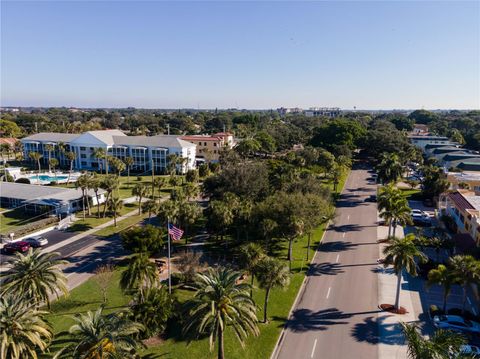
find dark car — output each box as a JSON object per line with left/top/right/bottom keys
{"left": 3, "top": 241, "right": 30, "bottom": 254}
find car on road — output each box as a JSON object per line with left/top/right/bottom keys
{"left": 24, "top": 236, "right": 49, "bottom": 248}
{"left": 411, "top": 210, "right": 432, "bottom": 226}
{"left": 2, "top": 241, "right": 31, "bottom": 254}
{"left": 433, "top": 315, "right": 480, "bottom": 334}
{"left": 458, "top": 345, "right": 480, "bottom": 358}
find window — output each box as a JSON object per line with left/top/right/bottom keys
{"left": 204, "top": 142, "right": 207, "bottom": 146}
{"left": 81, "top": 161, "right": 87, "bottom": 166}
{"left": 80, "top": 147, "right": 86, "bottom": 150}
{"left": 214, "top": 143, "right": 217, "bottom": 147}
{"left": 80, "top": 154, "right": 87, "bottom": 158}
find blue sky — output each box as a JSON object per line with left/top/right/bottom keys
{"left": 1, "top": 1, "right": 479, "bottom": 109}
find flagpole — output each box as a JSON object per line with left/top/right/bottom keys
{"left": 167, "top": 220, "right": 172, "bottom": 294}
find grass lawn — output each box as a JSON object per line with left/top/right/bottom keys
{"left": 46, "top": 170, "right": 350, "bottom": 358}
{"left": 67, "top": 203, "right": 138, "bottom": 232}
{"left": 0, "top": 208, "right": 44, "bottom": 234}
{"left": 400, "top": 188, "right": 422, "bottom": 200}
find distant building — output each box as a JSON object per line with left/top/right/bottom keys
{"left": 304, "top": 107, "right": 341, "bottom": 118}
{"left": 276, "top": 107, "right": 303, "bottom": 116}
{"left": 412, "top": 124, "right": 429, "bottom": 136}
{"left": 180, "top": 132, "right": 235, "bottom": 163}
{"left": 408, "top": 135, "right": 451, "bottom": 151}
{"left": 447, "top": 172, "right": 480, "bottom": 194}
{"left": 21, "top": 130, "right": 196, "bottom": 174}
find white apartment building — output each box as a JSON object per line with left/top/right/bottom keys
{"left": 21, "top": 130, "right": 196, "bottom": 174}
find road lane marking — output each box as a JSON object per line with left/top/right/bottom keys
{"left": 311, "top": 339, "right": 317, "bottom": 358}
{"left": 336, "top": 254, "right": 340, "bottom": 263}
{"left": 342, "top": 232, "right": 345, "bottom": 238}
{"left": 347, "top": 215, "right": 350, "bottom": 221}
{"left": 326, "top": 287, "right": 331, "bottom": 299}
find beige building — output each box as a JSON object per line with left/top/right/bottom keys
{"left": 180, "top": 132, "right": 235, "bottom": 162}
{"left": 447, "top": 172, "right": 480, "bottom": 194}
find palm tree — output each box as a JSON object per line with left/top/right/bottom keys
{"left": 44, "top": 143, "right": 54, "bottom": 172}
{"left": 76, "top": 173, "right": 91, "bottom": 219}
{"left": 378, "top": 183, "right": 401, "bottom": 238}
{"left": 125, "top": 156, "right": 134, "bottom": 187}
{"left": 449, "top": 255, "right": 480, "bottom": 314}
{"left": 238, "top": 243, "right": 265, "bottom": 297}
{"left": 153, "top": 176, "right": 165, "bottom": 199}
{"left": 120, "top": 254, "right": 158, "bottom": 294}
{"left": 108, "top": 196, "right": 123, "bottom": 227}
{"left": 100, "top": 175, "right": 119, "bottom": 218}
{"left": 1, "top": 248, "right": 68, "bottom": 308}
{"left": 65, "top": 151, "right": 76, "bottom": 185}
{"left": 49, "top": 157, "right": 59, "bottom": 181}
{"left": 178, "top": 201, "right": 202, "bottom": 245}
{"left": 0, "top": 293, "right": 52, "bottom": 359}
{"left": 157, "top": 199, "right": 179, "bottom": 226}
{"left": 209, "top": 200, "right": 234, "bottom": 250}
{"left": 391, "top": 198, "right": 412, "bottom": 238}
{"left": 142, "top": 199, "right": 158, "bottom": 222}
{"left": 427, "top": 264, "right": 456, "bottom": 312}
{"left": 92, "top": 147, "right": 106, "bottom": 174}
{"left": 376, "top": 152, "right": 403, "bottom": 184}
{"left": 256, "top": 256, "right": 290, "bottom": 323}
{"left": 111, "top": 157, "right": 126, "bottom": 177}
{"left": 29, "top": 151, "right": 43, "bottom": 184}
{"left": 132, "top": 183, "right": 150, "bottom": 215}
{"left": 183, "top": 182, "right": 200, "bottom": 201}
{"left": 401, "top": 322, "right": 466, "bottom": 359}
{"left": 90, "top": 174, "right": 102, "bottom": 218}
{"left": 383, "top": 234, "right": 427, "bottom": 310}
{"left": 183, "top": 268, "right": 259, "bottom": 359}
{"left": 57, "top": 307, "right": 144, "bottom": 359}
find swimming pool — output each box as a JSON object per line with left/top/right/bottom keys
{"left": 29, "top": 175, "right": 69, "bottom": 182}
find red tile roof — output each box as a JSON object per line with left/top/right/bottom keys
{"left": 448, "top": 191, "right": 475, "bottom": 212}
{"left": 0, "top": 138, "right": 17, "bottom": 146}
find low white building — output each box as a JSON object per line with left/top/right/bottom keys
{"left": 408, "top": 135, "right": 451, "bottom": 151}
{"left": 21, "top": 130, "right": 196, "bottom": 174}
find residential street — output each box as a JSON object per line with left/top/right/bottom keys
{"left": 273, "top": 164, "right": 380, "bottom": 359}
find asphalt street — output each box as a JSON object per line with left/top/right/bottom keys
{"left": 274, "top": 163, "right": 380, "bottom": 359}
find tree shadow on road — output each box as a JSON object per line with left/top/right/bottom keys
{"left": 351, "top": 315, "right": 404, "bottom": 345}
{"left": 319, "top": 241, "right": 358, "bottom": 252}
{"left": 286, "top": 308, "right": 351, "bottom": 332}
{"left": 308, "top": 262, "right": 344, "bottom": 276}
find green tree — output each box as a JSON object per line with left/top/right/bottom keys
{"left": 186, "top": 169, "right": 199, "bottom": 183}
{"left": 421, "top": 166, "right": 449, "bottom": 200}
{"left": 391, "top": 198, "right": 412, "bottom": 238}
{"left": 124, "top": 156, "right": 134, "bottom": 187}
{"left": 142, "top": 199, "right": 159, "bottom": 222}
{"left": 44, "top": 144, "right": 54, "bottom": 172}
{"left": 49, "top": 157, "right": 59, "bottom": 181}
{"left": 92, "top": 147, "right": 107, "bottom": 174}
{"left": 65, "top": 151, "right": 76, "bottom": 185}
{"left": 238, "top": 243, "right": 265, "bottom": 297}
{"left": 235, "top": 137, "right": 261, "bottom": 158}
{"left": 376, "top": 152, "right": 403, "bottom": 184}
{"left": 130, "top": 284, "right": 172, "bottom": 339}
{"left": 378, "top": 183, "right": 402, "bottom": 238}
{"left": 178, "top": 201, "right": 202, "bottom": 245}
{"left": 107, "top": 196, "right": 123, "bottom": 226}
{"left": 0, "top": 119, "right": 22, "bottom": 137}
{"left": 120, "top": 254, "right": 158, "bottom": 294}
{"left": 75, "top": 173, "right": 91, "bottom": 219}
{"left": 89, "top": 174, "right": 102, "bottom": 218}
{"left": 449, "top": 255, "right": 480, "bottom": 314}
{"left": 121, "top": 225, "right": 164, "bottom": 254}
{"left": 182, "top": 268, "right": 259, "bottom": 359}
{"left": 383, "top": 234, "right": 427, "bottom": 310}
{"left": 0, "top": 294, "right": 52, "bottom": 359}
{"left": 57, "top": 307, "right": 144, "bottom": 358}
{"left": 401, "top": 322, "right": 465, "bottom": 359}
{"left": 1, "top": 248, "right": 68, "bottom": 308}
{"left": 208, "top": 199, "right": 235, "bottom": 249}
{"left": 256, "top": 256, "right": 290, "bottom": 323}
{"left": 100, "top": 175, "right": 119, "bottom": 218}
{"left": 427, "top": 264, "right": 456, "bottom": 312}
{"left": 28, "top": 151, "right": 43, "bottom": 183}
{"left": 132, "top": 183, "right": 150, "bottom": 215}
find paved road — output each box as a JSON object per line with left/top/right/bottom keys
{"left": 274, "top": 164, "right": 380, "bottom": 359}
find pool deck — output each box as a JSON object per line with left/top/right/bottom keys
{"left": 22, "top": 172, "right": 81, "bottom": 185}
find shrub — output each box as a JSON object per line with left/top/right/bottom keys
{"left": 185, "top": 169, "right": 199, "bottom": 183}
{"left": 50, "top": 181, "right": 58, "bottom": 186}
{"left": 15, "top": 177, "right": 30, "bottom": 184}
{"left": 2, "top": 216, "right": 58, "bottom": 238}
{"left": 170, "top": 272, "right": 185, "bottom": 286}
{"left": 121, "top": 225, "right": 165, "bottom": 254}
{"left": 1, "top": 173, "right": 14, "bottom": 182}
{"left": 136, "top": 176, "right": 142, "bottom": 181}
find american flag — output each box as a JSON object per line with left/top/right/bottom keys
{"left": 168, "top": 223, "right": 184, "bottom": 241}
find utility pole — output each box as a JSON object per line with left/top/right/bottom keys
{"left": 166, "top": 124, "right": 170, "bottom": 135}
{"left": 151, "top": 159, "right": 155, "bottom": 200}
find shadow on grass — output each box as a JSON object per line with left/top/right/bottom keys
{"left": 67, "top": 222, "right": 93, "bottom": 232}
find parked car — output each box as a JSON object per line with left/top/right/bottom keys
{"left": 458, "top": 345, "right": 480, "bottom": 358}
{"left": 411, "top": 212, "right": 432, "bottom": 226}
{"left": 24, "top": 236, "right": 48, "bottom": 248}
{"left": 433, "top": 315, "right": 480, "bottom": 334}
{"left": 2, "top": 241, "right": 30, "bottom": 254}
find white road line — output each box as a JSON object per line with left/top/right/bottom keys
{"left": 468, "top": 297, "right": 472, "bottom": 306}
{"left": 347, "top": 215, "right": 350, "bottom": 221}
{"left": 342, "top": 232, "right": 345, "bottom": 238}
{"left": 336, "top": 254, "right": 340, "bottom": 263}
{"left": 326, "top": 287, "right": 331, "bottom": 299}
{"left": 311, "top": 339, "right": 317, "bottom": 358}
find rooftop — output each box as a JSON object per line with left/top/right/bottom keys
{"left": 22, "top": 132, "right": 80, "bottom": 142}
{"left": 408, "top": 135, "right": 449, "bottom": 140}
{"left": 113, "top": 135, "right": 195, "bottom": 148}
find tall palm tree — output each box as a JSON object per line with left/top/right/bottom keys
{"left": 183, "top": 268, "right": 259, "bottom": 359}
{"left": 427, "top": 264, "right": 456, "bottom": 312}
{"left": 0, "top": 293, "right": 52, "bottom": 359}
{"left": 56, "top": 307, "right": 144, "bottom": 359}
{"left": 49, "top": 157, "right": 59, "bottom": 182}
{"left": 29, "top": 151, "right": 43, "bottom": 184}
{"left": 124, "top": 156, "right": 134, "bottom": 187}
{"left": 76, "top": 173, "right": 91, "bottom": 219}
{"left": 108, "top": 196, "right": 123, "bottom": 227}
{"left": 178, "top": 201, "right": 202, "bottom": 245}
{"left": 383, "top": 234, "right": 427, "bottom": 310}
{"left": 120, "top": 254, "right": 158, "bottom": 294}
{"left": 256, "top": 256, "right": 290, "bottom": 323}
{"left": 391, "top": 198, "right": 412, "bottom": 238}
{"left": 376, "top": 152, "right": 403, "bottom": 184}
{"left": 378, "top": 183, "right": 401, "bottom": 238}
{"left": 238, "top": 243, "right": 265, "bottom": 297}
{"left": 153, "top": 176, "right": 165, "bottom": 199}
{"left": 157, "top": 199, "right": 179, "bottom": 226}
{"left": 65, "top": 151, "right": 76, "bottom": 185}
{"left": 100, "top": 175, "right": 119, "bottom": 218}
{"left": 0, "top": 248, "right": 68, "bottom": 308}
{"left": 89, "top": 174, "right": 102, "bottom": 218}
{"left": 142, "top": 199, "right": 158, "bottom": 222}
{"left": 44, "top": 143, "right": 54, "bottom": 172}
{"left": 449, "top": 255, "right": 480, "bottom": 314}
{"left": 401, "top": 322, "right": 466, "bottom": 359}
{"left": 92, "top": 147, "right": 106, "bottom": 174}
{"left": 132, "top": 183, "right": 150, "bottom": 215}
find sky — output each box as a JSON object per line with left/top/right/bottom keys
{"left": 1, "top": 1, "right": 479, "bottom": 110}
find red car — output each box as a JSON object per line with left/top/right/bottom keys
{"left": 3, "top": 241, "right": 30, "bottom": 254}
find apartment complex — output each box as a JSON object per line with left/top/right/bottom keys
{"left": 180, "top": 132, "right": 235, "bottom": 162}
{"left": 439, "top": 189, "right": 480, "bottom": 245}
{"left": 21, "top": 130, "right": 196, "bottom": 174}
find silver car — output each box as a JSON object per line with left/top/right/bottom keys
{"left": 433, "top": 315, "right": 480, "bottom": 334}
{"left": 24, "top": 236, "right": 48, "bottom": 248}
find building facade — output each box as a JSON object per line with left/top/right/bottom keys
{"left": 21, "top": 130, "right": 196, "bottom": 174}
{"left": 408, "top": 135, "right": 451, "bottom": 151}
{"left": 180, "top": 132, "right": 235, "bottom": 162}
